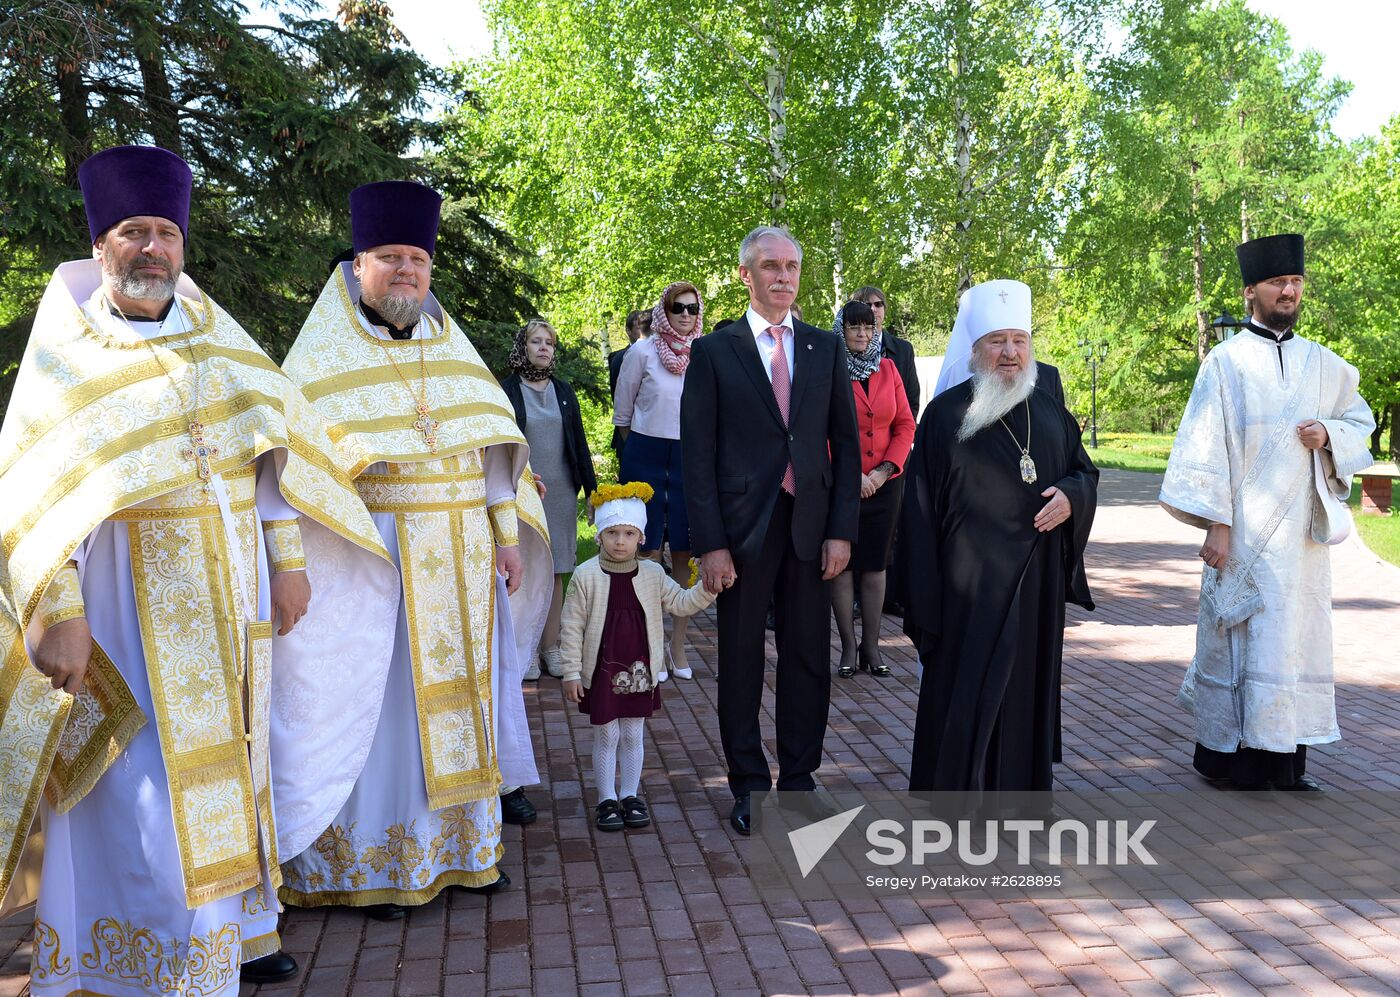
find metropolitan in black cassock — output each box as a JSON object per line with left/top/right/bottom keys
{"left": 903, "top": 279, "right": 1097, "bottom": 793}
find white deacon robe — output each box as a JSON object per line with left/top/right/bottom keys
{"left": 29, "top": 296, "right": 290, "bottom": 997}
{"left": 1160, "top": 329, "right": 1374, "bottom": 754}
{"left": 278, "top": 312, "right": 523, "bottom": 906}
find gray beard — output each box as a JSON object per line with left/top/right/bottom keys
{"left": 364, "top": 288, "right": 423, "bottom": 330}
{"left": 958, "top": 362, "right": 1038, "bottom": 442}
{"left": 104, "top": 256, "right": 179, "bottom": 302}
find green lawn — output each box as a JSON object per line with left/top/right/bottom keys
{"left": 1075, "top": 431, "right": 1400, "bottom": 568}
{"left": 1084, "top": 432, "right": 1174, "bottom": 473}
{"left": 1348, "top": 481, "right": 1400, "bottom": 568}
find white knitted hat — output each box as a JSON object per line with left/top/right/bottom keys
{"left": 595, "top": 496, "right": 648, "bottom": 535}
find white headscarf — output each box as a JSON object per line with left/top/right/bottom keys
{"left": 932, "top": 279, "right": 1033, "bottom": 397}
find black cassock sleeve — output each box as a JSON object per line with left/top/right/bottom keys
{"left": 900, "top": 406, "right": 945, "bottom": 646}
{"left": 1053, "top": 406, "right": 1098, "bottom": 611}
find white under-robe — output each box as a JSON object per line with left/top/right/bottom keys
{"left": 30, "top": 299, "right": 294, "bottom": 997}
{"left": 1160, "top": 329, "right": 1375, "bottom": 754}
{"left": 279, "top": 311, "right": 520, "bottom": 905}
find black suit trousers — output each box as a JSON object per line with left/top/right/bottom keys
{"left": 715, "top": 492, "right": 832, "bottom": 796}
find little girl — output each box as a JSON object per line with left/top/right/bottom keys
{"left": 560, "top": 482, "right": 717, "bottom": 831}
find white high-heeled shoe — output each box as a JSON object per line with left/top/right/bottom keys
{"left": 669, "top": 644, "right": 693, "bottom": 679}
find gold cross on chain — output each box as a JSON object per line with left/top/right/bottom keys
{"left": 413, "top": 403, "right": 441, "bottom": 453}
{"left": 181, "top": 420, "right": 221, "bottom": 481}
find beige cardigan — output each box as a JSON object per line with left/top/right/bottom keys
{"left": 559, "top": 556, "right": 718, "bottom": 687}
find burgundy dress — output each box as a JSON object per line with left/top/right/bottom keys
{"left": 579, "top": 567, "right": 662, "bottom": 724}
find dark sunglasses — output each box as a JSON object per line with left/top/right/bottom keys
{"left": 668, "top": 302, "right": 701, "bottom": 316}
{"left": 869, "top": 300, "right": 886, "bottom": 308}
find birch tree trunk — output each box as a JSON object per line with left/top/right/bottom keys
{"left": 1191, "top": 158, "right": 1210, "bottom": 361}
{"left": 760, "top": 8, "right": 789, "bottom": 224}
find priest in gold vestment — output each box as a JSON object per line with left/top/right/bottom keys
{"left": 0, "top": 145, "right": 399, "bottom": 995}
{"left": 277, "top": 180, "right": 550, "bottom": 918}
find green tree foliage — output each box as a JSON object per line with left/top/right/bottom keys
{"left": 1052, "top": 0, "right": 1349, "bottom": 431}
{"left": 456, "top": 0, "right": 1098, "bottom": 355}
{"left": 0, "top": 0, "right": 543, "bottom": 407}
{"left": 1307, "top": 119, "right": 1400, "bottom": 458}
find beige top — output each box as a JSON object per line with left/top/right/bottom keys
{"left": 611, "top": 337, "right": 685, "bottom": 439}
{"left": 559, "top": 556, "right": 717, "bottom": 686}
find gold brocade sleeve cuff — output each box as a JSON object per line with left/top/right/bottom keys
{"left": 38, "top": 561, "right": 85, "bottom": 628}
{"left": 262, "top": 518, "right": 306, "bottom": 572}
{"left": 488, "top": 502, "right": 519, "bottom": 547}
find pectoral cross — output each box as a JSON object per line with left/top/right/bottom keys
{"left": 181, "top": 421, "right": 220, "bottom": 482}
{"left": 413, "top": 403, "right": 441, "bottom": 453}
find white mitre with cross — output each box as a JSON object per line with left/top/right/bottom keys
{"left": 933, "top": 278, "right": 1033, "bottom": 398}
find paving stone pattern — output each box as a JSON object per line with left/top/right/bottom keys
{"left": 3, "top": 468, "right": 1399, "bottom": 996}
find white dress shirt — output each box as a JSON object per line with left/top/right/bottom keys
{"left": 744, "top": 306, "right": 794, "bottom": 382}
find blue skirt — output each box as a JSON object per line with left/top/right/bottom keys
{"left": 619, "top": 430, "right": 690, "bottom": 553}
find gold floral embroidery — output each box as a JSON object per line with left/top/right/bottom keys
{"left": 429, "top": 805, "right": 483, "bottom": 867}
{"left": 77, "top": 917, "right": 240, "bottom": 995}
{"left": 32, "top": 918, "right": 70, "bottom": 981}
{"left": 361, "top": 821, "right": 429, "bottom": 889}
{"left": 312, "top": 821, "right": 358, "bottom": 881}
{"left": 284, "top": 803, "right": 502, "bottom": 903}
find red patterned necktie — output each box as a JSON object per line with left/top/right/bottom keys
{"left": 768, "top": 326, "right": 796, "bottom": 495}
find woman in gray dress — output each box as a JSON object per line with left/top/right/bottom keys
{"left": 502, "top": 319, "right": 598, "bottom": 678}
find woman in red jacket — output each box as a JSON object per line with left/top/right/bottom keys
{"left": 832, "top": 299, "right": 915, "bottom": 677}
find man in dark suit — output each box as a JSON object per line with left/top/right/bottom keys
{"left": 609, "top": 309, "right": 649, "bottom": 450}
{"left": 682, "top": 226, "right": 862, "bottom": 835}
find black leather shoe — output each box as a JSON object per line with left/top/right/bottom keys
{"left": 365, "top": 903, "right": 408, "bottom": 921}
{"left": 596, "top": 799, "right": 625, "bottom": 832}
{"left": 1280, "top": 775, "right": 1325, "bottom": 793}
{"left": 500, "top": 787, "right": 537, "bottom": 825}
{"left": 458, "top": 870, "right": 511, "bottom": 894}
{"left": 241, "top": 950, "right": 298, "bottom": 983}
{"left": 730, "top": 794, "right": 752, "bottom": 836}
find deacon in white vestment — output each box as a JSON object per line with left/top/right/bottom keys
{"left": 277, "top": 181, "right": 550, "bottom": 918}
{"left": 1161, "top": 233, "right": 1375, "bottom": 791}
{"left": 0, "top": 146, "right": 397, "bottom": 996}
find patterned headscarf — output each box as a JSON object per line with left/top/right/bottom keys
{"left": 838, "top": 300, "right": 882, "bottom": 381}
{"left": 509, "top": 319, "right": 556, "bottom": 382}
{"left": 650, "top": 282, "right": 704, "bottom": 376}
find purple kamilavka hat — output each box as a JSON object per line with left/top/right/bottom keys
{"left": 349, "top": 180, "right": 443, "bottom": 256}
{"left": 77, "top": 145, "right": 193, "bottom": 243}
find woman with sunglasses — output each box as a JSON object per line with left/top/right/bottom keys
{"left": 612, "top": 281, "right": 704, "bottom": 678}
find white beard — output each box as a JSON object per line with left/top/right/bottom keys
{"left": 958, "top": 361, "right": 1038, "bottom": 442}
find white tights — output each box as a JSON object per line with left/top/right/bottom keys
{"left": 593, "top": 717, "right": 646, "bottom": 801}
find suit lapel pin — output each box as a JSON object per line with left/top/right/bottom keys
{"left": 806, "top": 344, "right": 812, "bottom": 350}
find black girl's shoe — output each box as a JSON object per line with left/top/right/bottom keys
{"left": 620, "top": 796, "right": 650, "bottom": 828}
{"left": 596, "top": 799, "right": 624, "bottom": 832}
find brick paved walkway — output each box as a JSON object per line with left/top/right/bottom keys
{"left": 3, "top": 468, "right": 1399, "bottom": 996}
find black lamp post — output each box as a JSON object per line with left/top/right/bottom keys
{"left": 1211, "top": 312, "right": 1243, "bottom": 345}
{"left": 1078, "top": 337, "right": 1109, "bottom": 448}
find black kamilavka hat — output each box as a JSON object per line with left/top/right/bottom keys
{"left": 1236, "top": 233, "right": 1304, "bottom": 286}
